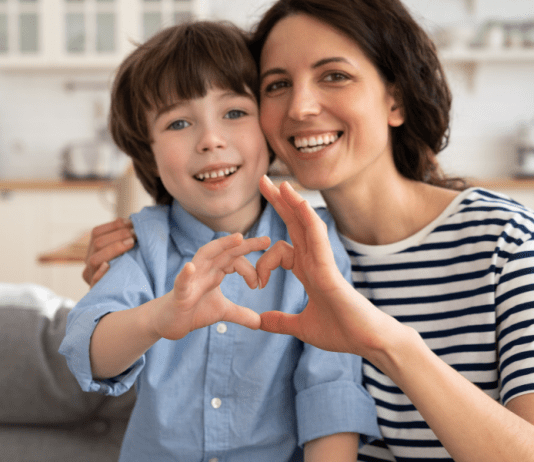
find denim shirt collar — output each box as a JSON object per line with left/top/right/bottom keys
{"left": 169, "top": 200, "right": 281, "bottom": 257}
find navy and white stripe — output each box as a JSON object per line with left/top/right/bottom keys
{"left": 341, "top": 188, "right": 534, "bottom": 461}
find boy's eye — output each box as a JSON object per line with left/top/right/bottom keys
{"left": 225, "top": 109, "right": 247, "bottom": 119}
{"left": 168, "top": 119, "right": 190, "bottom": 130}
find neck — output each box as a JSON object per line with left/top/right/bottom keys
{"left": 192, "top": 196, "right": 264, "bottom": 236}
{"left": 321, "top": 173, "right": 459, "bottom": 246}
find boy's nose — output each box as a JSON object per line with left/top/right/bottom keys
{"left": 287, "top": 83, "right": 321, "bottom": 121}
{"left": 196, "top": 127, "right": 227, "bottom": 153}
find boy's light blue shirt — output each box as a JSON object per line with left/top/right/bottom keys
{"left": 60, "top": 201, "right": 380, "bottom": 462}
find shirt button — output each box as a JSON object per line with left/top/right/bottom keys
{"left": 216, "top": 322, "right": 227, "bottom": 334}
{"left": 209, "top": 458, "right": 219, "bottom": 462}
{"left": 211, "top": 397, "right": 222, "bottom": 409}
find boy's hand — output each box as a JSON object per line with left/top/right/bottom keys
{"left": 256, "top": 175, "right": 390, "bottom": 356}
{"left": 150, "top": 233, "right": 271, "bottom": 340}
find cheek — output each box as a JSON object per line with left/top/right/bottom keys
{"left": 259, "top": 103, "right": 279, "bottom": 143}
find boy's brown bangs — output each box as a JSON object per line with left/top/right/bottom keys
{"left": 147, "top": 26, "right": 258, "bottom": 110}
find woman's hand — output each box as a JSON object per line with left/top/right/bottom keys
{"left": 257, "top": 175, "right": 397, "bottom": 357}
{"left": 149, "top": 233, "right": 271, "bottom": 341}
{"left": 83, "top": 218, "right": 136, "bottom": 287}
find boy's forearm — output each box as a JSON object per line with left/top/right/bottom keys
{"left": 89, "top": 299, "right": 162, "bottom": 379}
{"left": 304, "top": 432, "right": 359, "bottom": 461}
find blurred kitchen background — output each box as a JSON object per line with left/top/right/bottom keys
{"left": 0, "top": 0, "right": 533, "bottom": 301}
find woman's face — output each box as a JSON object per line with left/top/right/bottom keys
{"left": 259, "top": 13, "right": 404, "bottom": 192}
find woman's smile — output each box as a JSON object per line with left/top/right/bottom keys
{"left": 291, "top": 132, "right": 341, "bottom": 153}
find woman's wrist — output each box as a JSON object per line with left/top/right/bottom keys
{"left": 365, "top": 318, "right": 425, "bottom": 382}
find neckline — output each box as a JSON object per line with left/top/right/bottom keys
{"left": 340, "top": 187, "right": 476, "bottom": 256}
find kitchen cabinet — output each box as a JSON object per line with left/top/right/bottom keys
{"left": 0, "top": 180, "right": 117, "bottom": 301}
{"left": 433, "top": 0, "right": 534, "bottom": 90}
{"left": 0, "top": 0, "right": 206, "bottom": 70}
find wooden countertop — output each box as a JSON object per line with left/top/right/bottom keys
{"left": 0, "top": 178, "right": 116, "bottom": 192}
{"left": 34, "top": 176, "right": 534, "bottom": 264}
{"left": 38, "top": 232, "right": 91, "bottom": 264}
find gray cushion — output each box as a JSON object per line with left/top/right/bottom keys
{"left": 0, "top": 284, "right": 135, "bottom": 462}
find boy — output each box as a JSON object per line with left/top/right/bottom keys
{"left": 59, "top": 22, "right": 379, "bottom": 461}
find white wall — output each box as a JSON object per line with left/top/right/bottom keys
{"left": 0, "top": 70, "right": 114, "bottom": 178}
{"left": 0, "top": 0, "right": 532, "bottom": 181}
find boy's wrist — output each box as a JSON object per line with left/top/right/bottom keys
{"left": 138, "top": 297, "right": 167, "bottom": 344}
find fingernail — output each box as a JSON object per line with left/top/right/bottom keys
{"left": 123, "top": 237, "right": 135, "bottom": 246}
{"left": 258, "top": 278, "right": 263, "bottom": 290}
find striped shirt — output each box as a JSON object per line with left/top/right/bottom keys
{"left": 341, "top": 188, "right": 534, "bottom": 462}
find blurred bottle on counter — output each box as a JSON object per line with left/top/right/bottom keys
{"left": 61, "top": 99, "right": 128, "bottom": 180}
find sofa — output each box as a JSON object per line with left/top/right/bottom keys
{"left": 0, "top": 283, "right": 135, "bottom": 462}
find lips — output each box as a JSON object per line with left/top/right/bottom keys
{"left": 290, "top": 132, "right": 341, "bottom": 153}
{"left": 194, "top": 165, "right": 239, "bottom": 181}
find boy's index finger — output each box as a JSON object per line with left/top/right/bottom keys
{"left": 226, "top": 236, "right": 271, "bottom": 259}
{"left": 198, "top": 234, "right": 270, "bottom": 262}
{"left": 197, "top": 233, "right": 244, "bottom": 260}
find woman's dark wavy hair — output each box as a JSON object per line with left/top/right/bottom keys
{"left": 109, "top": 21, "right": 260, "bottom": 204}
{"left": 249, "top": 0, "right": 465, "bottom": 190}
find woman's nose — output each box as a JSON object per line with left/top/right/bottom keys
{"left": 287, "top": 83, "right": 321, "bottom": 121}
{"left": 196, "top": 126, "right": 227, "bottom": 153}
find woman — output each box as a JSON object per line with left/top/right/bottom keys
{"left": 85, "top": 1, "right": 534, "bottom": 460}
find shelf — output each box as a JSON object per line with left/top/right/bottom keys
{"left": 0, "top": 57, "right": 121, "bottom": 73}
{"left": 439, "top": 48, "right": 534, "bottom": 64}
{"left": 273, "top": 176, "right": 534, "bottom": 192}
{"left": 468, "top": 177, "right": 534, "bottom": 190}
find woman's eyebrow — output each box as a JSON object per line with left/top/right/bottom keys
{"left": 312, "top": 57, "right": 350, "bottom": 68}
{"left": 260, "top": 67, "right": 286, "bottom": 83}
{"left": 260, "top": 56, "right": 352, "bottom": 82}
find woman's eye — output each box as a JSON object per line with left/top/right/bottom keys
{"left": 225, "top": 109, "right": 247, "bottom": 120}
{"left": 167, "top": 119, "right": 190, "bottom": 130}
{"left": 263, "top": 80, "right": 289, "bottom": 94}
{"left": 324, "top": 72, "right": 349, "bottom": 82}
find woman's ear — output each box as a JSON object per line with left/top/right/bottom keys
{"left": 387, "top": 85, "right": 405, "bottom": 127}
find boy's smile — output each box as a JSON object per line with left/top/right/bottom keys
{"left": 148, "top": 87, "right": 270, "bottom": 234}
{"left": 194, "top": 164, "right": 239, "bottom": 182}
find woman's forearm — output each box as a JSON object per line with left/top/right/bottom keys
{"left": 374, "top": 326, "right": 534, "bottom": 462}
{"left": 89, "top": 299, "right": 162, "bottom": 379}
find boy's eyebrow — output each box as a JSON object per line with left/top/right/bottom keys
{"left": 219, "top": 90, "right": 255, "bottom": 102}
{"left": 260, "top": 57, "right": 350, "bottom": 83}
{"left": 154, "top": 101, "right": 186, "bottom": 121}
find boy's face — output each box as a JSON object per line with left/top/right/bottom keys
{"left": 148, "top": 87, "right": 270, "bottom": 234}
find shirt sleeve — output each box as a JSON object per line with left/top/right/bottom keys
{"left": 293, "top": 208, "right": 381, "bottom": 445}
{"left": 58, "top": 249, "right": 154, "bottom": 396}
{"left": 496, "top": 239, "right": 534, "bottom": 405}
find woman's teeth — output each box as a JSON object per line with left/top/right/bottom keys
{"left": 293, "top": 133, "right": 339, "bottom": 153}
{"left": 195, "top": 166, "right": 238, "bottom": 181}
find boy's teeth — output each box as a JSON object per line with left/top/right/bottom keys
{"left": 196, "top": 166, "right": 237, "bottom": 181}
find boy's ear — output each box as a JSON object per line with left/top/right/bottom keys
{"left": 387, "top": 84, "right": 404, "bottom": 128}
